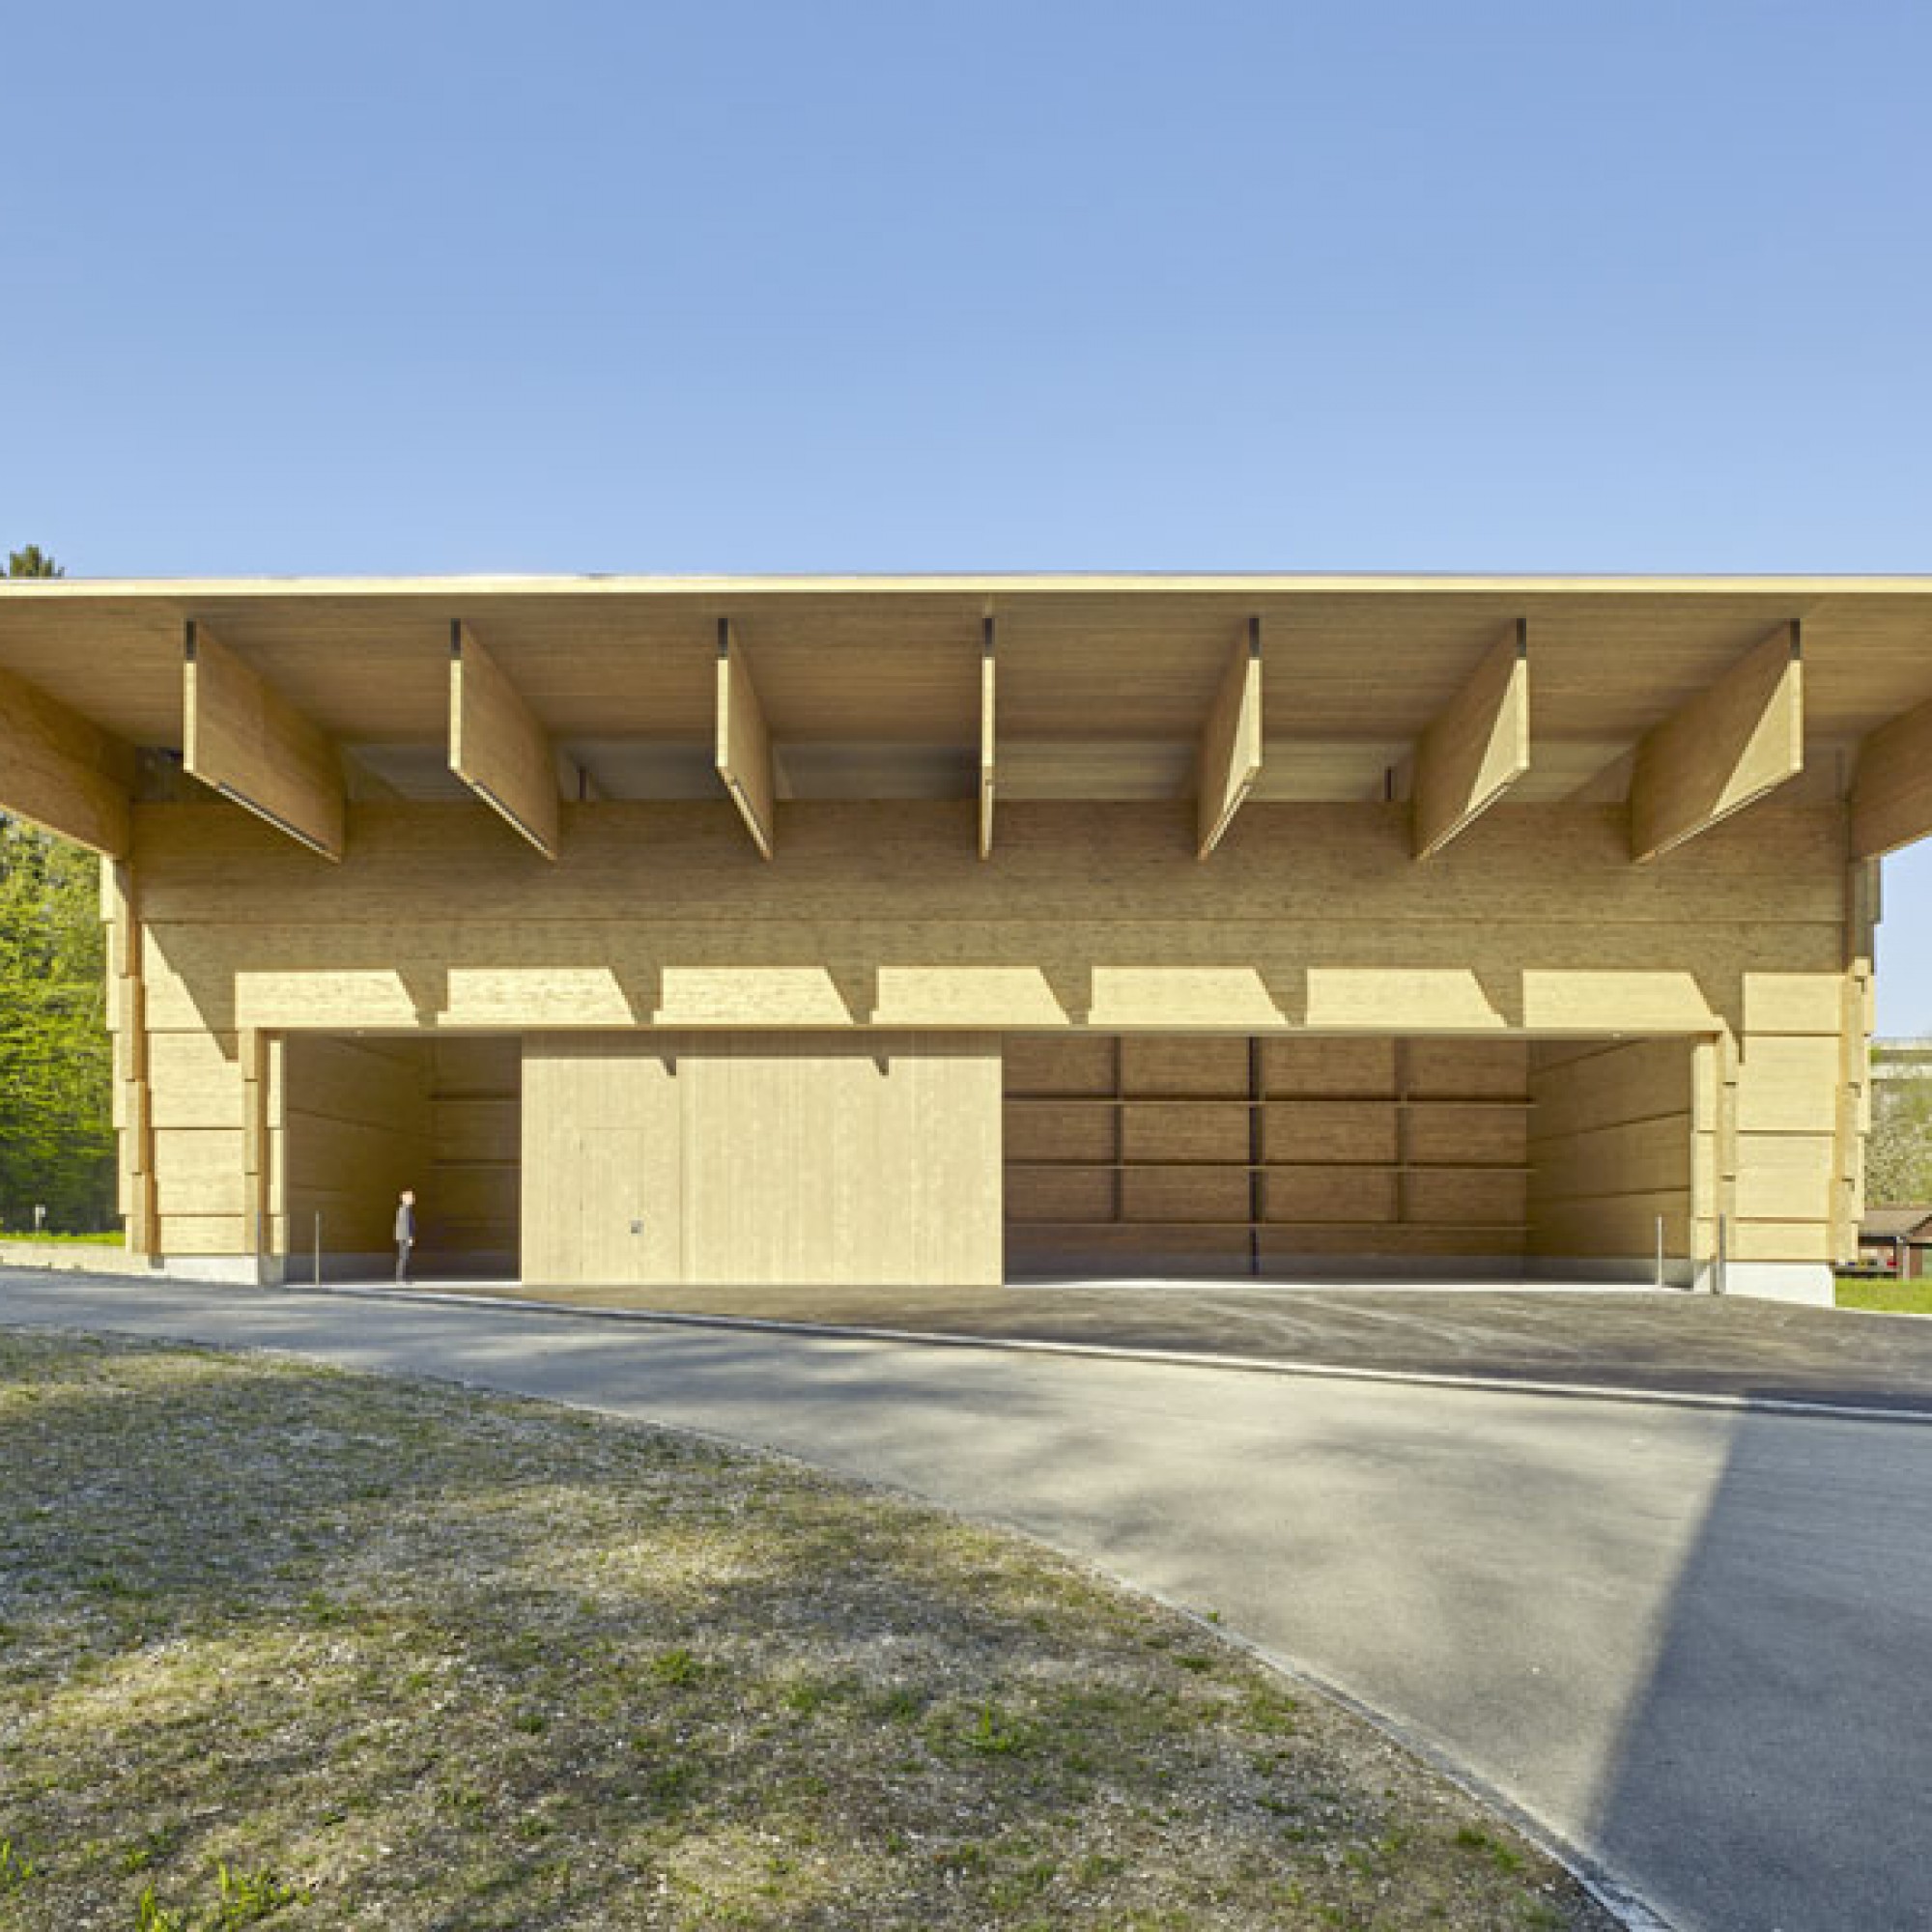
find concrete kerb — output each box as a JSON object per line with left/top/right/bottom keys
{"left": 0, "top": 1302, "right": 1676, "bottom": 1932}
{"left": 312, "top": 1279, "right": 1932, "bottom": 1429}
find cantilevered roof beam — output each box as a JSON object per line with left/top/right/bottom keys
{"left": 1411, "top": 619, "right": 1530, "bottom": 859}
{"left": 716, "top": 618, "right": 776, "bottom": 860}
{"left": 1851, "top": 695, "right": 1932, "bottom": 859}
{"left": 0, "top": 662, "right": 135, "bottom": 856}
{"left": 448, "top": 620, "right": 559, "bottom": 858}
{"left": 1196, "top": 618, "right": 1263, "bottom": 859}
{"left": 184, "top": 621, "right": 346, "bottom": 861}
{"left": 1629, "top": 622, "right": 1803, "bottom": 864}
{"left": 979, "top": 615, "right": 997, "bottom": 859}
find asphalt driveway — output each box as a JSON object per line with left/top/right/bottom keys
{"left": 6, "top": 1265, "right": 1930, "bottom": 1932}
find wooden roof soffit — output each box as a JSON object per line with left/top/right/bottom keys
{"left": 1850, "top": 694, "right": 1932, "bottom": 860}
{"left": 1196, "top": 617, "right": 1264, "bottom": 859}
{"left": 1629, "top": 621, "right": 1804, "bottom": 864}
{"left": 1411, "top": 619, "right": 1530, "bottom": 860}
{"left": 715, "top": 618, "right": 776, "bottom": 860}
{"left": 0, "top": 660, "right": 136, "bottom": 857}
{"left": 182, "top": 621, "right": 346, "bottom": 861}
{"left": 448, "top": 620, "right": 560, "bottom": 859}
{"left": 979, "top": 614, "right": 996, "bottom": 859}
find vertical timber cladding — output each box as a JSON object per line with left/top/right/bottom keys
{"left": 1003, "top": 1035, "right": 1536, "bottom": 1279}
{"left": 521, "top": 1032, "right": 1003, "bottom": 1289}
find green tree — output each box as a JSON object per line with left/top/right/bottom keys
{"left": 1868, "top": 1049, "right": 1932, "bottom": 1207}
{"left": 0, "top": 822, "right": 115, "bottom": 1229}
{"left": 0, "top": 544, "right": 117, "bottom": 1232}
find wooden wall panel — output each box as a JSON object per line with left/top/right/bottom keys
{"left": 1008, "top": 1167, "right": 1116, "bottom": 1225}
{"left": 279, "top": 1037, "right": 432, "bottom": 1256}
{"left": 1260, "top": 1037, "right": 1397, "bottom": 1096}
{"left": 158, "top": 1214, "right": 247, "bottom": 1254}
{"left": 1122, "top": 1167, "right": 1250, "bottom": 1225}
{"left": 1405, "top": 1105, "right": 1527, "bottom": 1166}
{"left": 1121, "top": 1036, "right": 1250, "bottom": 1095}
{"left": 1406, "top": 1038, "right": 1530, "bottom": 1097}
{"left": 1009, "top": 1224, "right": 1253, "bottom": 1278}
{"left": 1263, "top": 1167, "right": 1399, "bottom": 1224}
{"left": 522, "top": 1032, "right": 1000, "bottom": 1288}
{"left": 1262, "top": 1103, "right": 1401, "bottom": 1165}
{"left": 1122, "top": 1104, "right": 1251, "bottom": 1164}
{"left": 521, "top": 1036, "right": 681, "bottom": 1285}
{"left": 1005, "top": 1102, "right": 1116, "bottom": 1164}
{"left": 680, "top": 1034, "right": 1001, "bottom": 1287}
{"left": 131, "top": 799, "right": 1850, "bottom": 934}
{"left": 152, "top": 1129, "right": 247, "bottom": 1215}
{"left": 1527, "top": 1039, "right": 1694, "bottom": 1264}
{"left": 434, "top": 1097, "right": 519, "bottom": 1164}
{"left": 1733, "top": 1036, "right": 1842, "bottom": 1134}
{"left": 1405, "top": 1168, "right": 1527, "bottom": 1228}
{"left": 1732, "top": 1133, "right": 1836, "bottom": 1224}
{"left": 1004, "top": 1033, "right": 1533, "bottom": 1273}
{"left": 147, "top": 1031, "right": 244, "bottom": 1129}
{"left": 121, "top": 785, "right": 1863, "bottom": 1276}
{"left": 1004, "top": 1035, "right": 1115, "bottom": 1095}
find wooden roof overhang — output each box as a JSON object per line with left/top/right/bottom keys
{"left": 1, "top": 573, "right": 1929, "bottom": 866}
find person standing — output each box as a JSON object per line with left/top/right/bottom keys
{"left": 395, "top": 1188, "right": 416, "bottom": 1285}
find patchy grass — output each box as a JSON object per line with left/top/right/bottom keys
{"left": 0, "top": 1231, "right": 123, "bottom": 1246}
{"left": 0, "top": 1329, "right": 1618, "bottom": 1931}
{"left": 1836, "top": 1274, "right": 1932, "bottom": 1315}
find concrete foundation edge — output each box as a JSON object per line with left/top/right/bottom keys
{"left": 133, "top": 1253, "right": 1843, "bottom": 1308}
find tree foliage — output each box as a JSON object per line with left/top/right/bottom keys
{"left": 1, "top": 544, "right": 116, "bottom": 1231}
{"left": 1868, "top": 1055, "right": 1932, "bottom": 1208}
{"left": 0, "top": 821, "right": 116, "bottom": 1230}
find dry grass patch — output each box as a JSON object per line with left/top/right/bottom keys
{"left": 0, "top": 1328, "right": 1618, "bottom": 1930}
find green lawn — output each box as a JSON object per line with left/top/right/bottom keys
{"left": 1837, "top": 1274, "right": 1932, "bottom": 1315}
{"left": 0, "top": 1329, "right": 1615, "bottom": 1932}
{"left": 0, "top": 1229, "right": 123, "bottom": 1245}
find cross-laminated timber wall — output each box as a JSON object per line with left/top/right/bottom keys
{"left": 104, "top": 791, "right": 1867, "bottom": 1295}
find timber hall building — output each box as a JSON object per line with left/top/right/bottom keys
{"left": 3, "top": 574, "right": 1929, "bottom": 1308}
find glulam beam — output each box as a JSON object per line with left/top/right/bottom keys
{"left": 1412, "top": 619, "right": 1530, "bottom": 859}
{"left": 979, "top": 615, "right": 997, "bottom": 860}
{"left": 184, "top": 622, "right": 345, "bottom": 861}
{"left": 0, "top": 662, "right": 135, "bottom": 855}
{"left": 448, "top": 620, "right": 559, "bottom": 858}
{"left": 715, "top": 618, "right": 776, "bottom": 860}
{"left": 1850, "top": 696, "right": 1932, "bottom": 859}
{"left": 1196, "top": 618, "right": 1263, "bottom": 859}
{"left": 1630, "top": 622, "right": 1803, "bottom": 864}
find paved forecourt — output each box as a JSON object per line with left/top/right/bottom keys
{"left": 5, "top": 1266, "right": 1931, "bottom": 1932}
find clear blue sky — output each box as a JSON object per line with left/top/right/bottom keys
{"left": 5, "top": 0, "right": 1929, "bottom": 1028}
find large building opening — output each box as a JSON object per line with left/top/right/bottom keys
{"left": 280, "top": 1035, "right": 521, "bottom": 1281}
{"left": 1003, "top": 1033, "right": 1702, "bottom": 1283}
